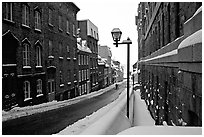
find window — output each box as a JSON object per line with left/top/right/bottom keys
{"left": 48, "top": 79, "right": 55, "bottom": 93}
{"left": 22, "top": 4, "right": 29, "bottom": 26}
{"left": 83, "top": 55, "right": 85, "bottom": 65}
{"left": 74, "top": 69, "right": 77, "bottom": 80}
{"left": 59, "top": 42, "right": 63, "bottom": 56}
{"left": 60, "top": 71, "right": 63, "bottom": 84}
{"left": 37, "top": 79, "right": 42, "bottom": 96}
{"left": 67, "top": 45, "right": 70, "bottom": 52}
{"left": 66, "top": 20, "right": 70, "bottom": 33}
{"left": 67, "top": 70, "right": 71, "bottom": 82}
{"left": 78, "top": 55, "right": 80, "bottom": 65}
{"left": 91, "top": 29, "right": 93, "bottom": 37}
{"left": 5, "top": 3, "right": 13, "bottom": 21}
{"left": 73, "top": 47, "right": 76, "bottom": 58}
{"left": 24, "top": 81, "right": 31, "bottom": 100}
{"left": 87, "top": 69, "right": 89, "bottom": 79}
{"left": 23, "top": 43, "right": 31, "bottom": 66}
{"left": 79, "top": 86, "right": 81, "bottom": 95}
{"left": 73, "top": 24, "right": 76, "bottom": 36}
{"left": 36, "top": 46, "right": 42, "bottom": 66}
{"left": 59, "top": 15, "right": 62, "bottom": 30}
{"left": 79, "top": 71, "right": 81, "bottom": 82}
{"left": 35, "top": 10, "right": 41, "bottom": 30}
{"left": 48, "top": 8, "right": 53, "bottom": 25}
{"left": 48, "top": 40, "right": 53, "bottom": 56}
{"left": 67, "top": 45, "right": 70, "bottom": 58}
{"left": 85, "top": 70, "right": 87, "bottom": 80}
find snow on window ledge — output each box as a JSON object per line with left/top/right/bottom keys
{"left": 34, "top": 28, "right": 42, "bottom": 32}
{"left": 60, "top": 84, "right": 65, "bottom": 87}
{"left": 3, "top": 19, "right": 15, "bottom": 24}
{"left": 36, "top": 94, "right": 43, "bottom": 97}
{"left": 48, "top": 56, "right": 54, "bottom": 59}
{"left": 59, "top": 57, "right": 64, "bottom": 60}
{"left": 67, "top": 82, "right": 71, "bottom": 85}
{"left": 23, "top": 66, "right": 31, "bottom": 69}
{"left": 22, "top": 24, "right": 30, "bottom": 29}
{"left": 36, "top": 66, "right": 42, "bottom": 68}
{"left": 24, "top": 97, "right": 32, "bottom": 102}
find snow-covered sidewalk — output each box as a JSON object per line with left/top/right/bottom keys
{"left": 2, "top": 81, "right": 125, "bottom": 122}
{"left": 57, "top": 87, "right": 127, "bottom": 135}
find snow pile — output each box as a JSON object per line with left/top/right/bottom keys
{"left": 133, "top": 90, "right": 155, "bottom": 126}
{"left": 117, "top": 126, "right": 202, "bottom": 135}
{"left": 2, "top": 81, "right": 125, "bottom": 122}
{"left": 57, "top": 88, "right": 128, "bottom": 135}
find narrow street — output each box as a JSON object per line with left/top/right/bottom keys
{"left": 2, "top": 82, "right": 127, "bottom": 135}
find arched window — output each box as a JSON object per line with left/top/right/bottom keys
{"left": 37, "top": 79, "right": 42, "bottom": 96}
{"left": 23, "top": 43, "right": 30, "bottom": 66}
{"left": 24, "top": 81, "right": 31, "bottom": 100}
{"left": 36, "top": 46, "right": 42, "bottom": 66}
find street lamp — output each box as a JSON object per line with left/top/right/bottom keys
{"left": 111, "top": 28, "right": 132, "bottom": 118}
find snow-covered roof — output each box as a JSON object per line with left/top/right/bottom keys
{"left": 185, "top": 6, "right": 202, "bottom": 24}
{"left": 144, "top": 49, "right": 177, "bottom": 62}
{"left": 178, "top": 29, "right": 202, "bottom": 49}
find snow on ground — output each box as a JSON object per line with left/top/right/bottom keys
{"left": 57, "top": 88, "right": 127, "bottom": 135}
{"left": 2, "top": 81, "right": 125, "bottom": 122}
{"left": 117, "top": 126, "right": 202, "bottom": 135}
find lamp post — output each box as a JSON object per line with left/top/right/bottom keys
{"left": 111, "top": 28, "right": 132, "bottom": 118}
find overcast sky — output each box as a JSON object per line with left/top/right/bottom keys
{"left": 74, "top": 0, "right": 139, "bottom": 72}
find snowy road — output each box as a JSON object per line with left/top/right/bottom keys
{"left": 2, "top": 82, "right": 126, "bottom": 135}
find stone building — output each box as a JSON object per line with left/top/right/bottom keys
{"left": 136, "top": 2, "right": 202, "bottom": 126}
{"left": 2, "top": 2, "right": 80, "bottom": 109}
{"left": 78, "top": 19, "right": 99, "bottom": 92}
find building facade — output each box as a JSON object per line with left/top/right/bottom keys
{"left": 78, "top": 19, "right": 99, "bottom": 92}
{"left": 77, "top": 37, "right": 92, "bottom": 95}
{"left": 136, "top": 2, "right": 202, "bottom": 126}
{"left": 98, "top": 45, "right": 113, "bottom": 86}
{"left": 2, "top": 2, "right": 80, "bottom": 110}
{"left": 98, "top": 55, "right": 109, "bottom": 89}
{"left": 44, "top": 2, "right": 80, "bottom": 101}
{"left": 112, "top": 60, "right": 124, "bottom": 83}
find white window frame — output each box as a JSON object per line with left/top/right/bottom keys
{"left": 73, "top": 24, "right": 76, "bottom": 36}
{"left": 48, "top": 8, "right": 53, "bottom": 26}
{"left": 59, "top": 15, "right": 62, "bottom": 31}
{"left": 37, "top": 79, "right": 43, "bottom": 96}
{"left": 22, "top": 4, "right": 29, "bottom": 26}
{"left": 78, "top": 55, "right": 81, "bottom": 65}
{"left": 79, "top": 70, "right": 81, "bottom": 82}
{"left": 66, "top": 20, "right": 70, "bottom": 34}
{"left": 36, "top": 46, "right": 42, "bottom": 67}
{"left": 35, "top": 10, "right": 41, "bottom": 30}
{"left": 5, "top": 3, "right": 13, "bottom": 21}
{"left": 23, "top": 43, "right": 30, "bottom": 67}
{"left": 24, "top": 81, "right": 31, "bottom": 101}
{"left": 48, "top": 79, "right": 55, "bottom": 93}
{"left": 48, "top": 40, "right": 53, "bottom": 56}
